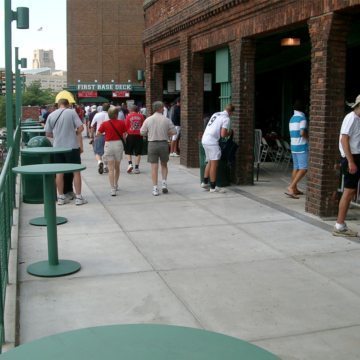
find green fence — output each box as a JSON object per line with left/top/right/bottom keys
{"left": 0, "top": 124, "right": 20, "bottom": 348}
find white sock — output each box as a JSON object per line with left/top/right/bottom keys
{"left": 153, "top": 185, "right": 158, "bottom": 190}
{"left": 162, "top": 180, "right": 167, "bottom": 185}
{"left": 335, "top": 223, "right": 346, "bottom": 230}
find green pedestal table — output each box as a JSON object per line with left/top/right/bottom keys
{"left": 0, "top": 324, "right": 279, "bottom": 359}
{"left": 20, "top": 147, "right": 72, "bottom": 226}
{"left": 12, "top": 163, "right": 86, "bottom": 277}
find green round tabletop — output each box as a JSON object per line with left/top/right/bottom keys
{"left": 0, "top": 324, "right": 279, "bottom": 359}
{"left": 21, "top": 147, "right": 72, "bottom": 155}
{"left": 13, "top": 163, "right": 86, "bottom": 175}
{"left": 21, "top": 129, "right": 46, "bottom": 133}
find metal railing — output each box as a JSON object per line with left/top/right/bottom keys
{"left": 0, "top": 124, "right": 20, "bottom": 348}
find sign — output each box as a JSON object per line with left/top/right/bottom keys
{"left": 204, "top": 73, "right": 212, "bottom": 91}
{"left": 167, "top": 80, "right": 175, "bottom": 93}
{"left": 78, "top": 91, "right": 98, "bottom": 98}
{"left": 175, "top": 73, "right": 181, "bottom": 91}
{"left": 112, "top": 91, "right": 130, "bottom": 98}
{"left": 77, "top": 83, "right": 133, "bottom": 91}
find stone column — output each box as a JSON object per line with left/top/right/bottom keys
{"left": 307, "top": 13, "right": 349, "bottom": 217}
{"left": 229, "top": 38, "right": 256, "bottom": 184}
{"left": 180, "top": 35, "right": 204, "bottom": 167}
{"left": 145, "top": 47, "right": 163, "bottom": 116}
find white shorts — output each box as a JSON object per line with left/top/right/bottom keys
{"left": 103, "top": 140, "right": 124, "bottom": 162}
{"left": 203, "top": 143, "right": 221, "bottom": 161}
{"left": 172, "top": 126, "right": 181, "bottom": 141}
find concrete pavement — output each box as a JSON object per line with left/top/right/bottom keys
{"left": 12, "top": 143, "right": 360, "bottom": 359}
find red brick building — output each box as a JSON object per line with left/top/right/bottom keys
{"left": 143, "top": 0, "right": 360, "bottom": 217}
{"left": 66, "top": 0, "right": 145, "bottom": 104}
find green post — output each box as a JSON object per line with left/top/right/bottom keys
{"left": 4, "top": 0, "right": 29, "bottom": 149}
{"left": 15, "top": 47, "right": 27, "bottom": 126}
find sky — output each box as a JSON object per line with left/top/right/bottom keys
{"left": 0, "top": 0, "right": 67, "bottom": 70}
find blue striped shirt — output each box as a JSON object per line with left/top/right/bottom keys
{"left": 289, "top": 111, "right": 308, "bottom": 153}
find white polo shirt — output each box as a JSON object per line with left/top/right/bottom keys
{"left": 201, "top": 111, "right": 230, "bottom": 146}
{"left": 339, "top": 111, "right": 360, "bottom": 157}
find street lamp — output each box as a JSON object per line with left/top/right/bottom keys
{"left": 15, "top": 47, "right": 27, "bottom": 127}
{"left": 4, "top": 0, "right": 29, "bottom": 148}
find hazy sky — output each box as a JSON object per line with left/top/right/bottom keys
{"left": 0, "top": 0, "right": 67, "bottom": 70}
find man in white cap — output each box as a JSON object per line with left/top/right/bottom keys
{"left": 333, "top": 94, "right": 360, "bottom": 237}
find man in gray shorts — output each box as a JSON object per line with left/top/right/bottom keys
{"left": 140, "top": 101, "right": 176, "bottom": 196}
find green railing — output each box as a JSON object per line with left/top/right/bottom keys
{"left": 0, "top": 124, "right": 20, "bottom": 348}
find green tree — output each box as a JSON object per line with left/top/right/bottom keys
{"left": 22, "top": 81, "right": 55, "bottom": 106}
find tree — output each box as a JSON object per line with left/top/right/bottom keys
{"left": 22, "top": 81, "right": 55, "bottom": 106}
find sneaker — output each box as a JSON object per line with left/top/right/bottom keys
{"left": 169, "top": 153, "right": 174, "bottom": 157}
{"left": 172, "top": 152, "right": 180, "bottom": 157}
{"left": 332, "top": 226, "right": 358, "bottom": 237}
{"left": 110, "top": 188, "right": 116, "bottom": 196}
{"left": 127, "top": 164, "right": 133, "bottom": 173}
{"left": 133, "top": 168, "right": 140, "bottom": 174}
{"left": 162, "top": 184, "right": 168, "bottom": 194}
{"left": 57, "top": 195, "right": 70, "bottom": 205}
{"left": 98, "top": 162, "right": 104, "bottom": 174}
{"left": 103, "top": 167, "right": 109, "bottom": 174}
{"left": 75, "top": 195, "right": 88, "bottom": 206}
{"left": 65, "top": 191, "right": 75, "bottom": 200}
{"left": 209, "top": 187, "right": 226, "bottom": 193}
{"left": 201, "top": 182, "right": 210, "bottom": 190}
{"left": 152, "top": 188, "right": 159, "bottom": 196}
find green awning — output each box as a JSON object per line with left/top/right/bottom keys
{"left": 78, "top": 96, "right": 109, "bottom": 104}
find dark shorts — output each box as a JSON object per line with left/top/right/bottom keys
{"left": 53, "top": 148, "right": 81, "bottom": 165}
{"left": 125, "top": 135, "right": 143, "bottom": 156}
{"left": 147, "top": 141, "right": 169, "bottom": 164}
{"left": 341, "top": 154, "right": 360, "bottom": 189}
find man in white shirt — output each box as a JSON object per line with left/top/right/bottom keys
{"left": 201, "top": 104, "right": 234, "bottom": 193}
{"left": 333, "top": 94, "right": 360, "bottom": 237}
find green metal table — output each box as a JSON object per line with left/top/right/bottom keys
{"left": 12, "top": 163, "right": 86, "bottom": 277}
{"left": 20, "top": 147, "right": 72, "bottom": 226}
{"left": 0, "top": 324, "right": 279, "bottom": 359}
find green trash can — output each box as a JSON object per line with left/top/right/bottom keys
{"left": 21, "top": 136, "right": 52, "bottom": 204}
{"left": 199, "top": 142, "right": 230, "bottom": 187}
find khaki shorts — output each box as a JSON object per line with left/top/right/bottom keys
{"left": 103, "top": 140, "right": 124, "bottom": 161}
{"left": 147, "top": 141, "right": 169, "bottom": 163}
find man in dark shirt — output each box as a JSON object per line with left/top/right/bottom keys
{"left": 170, "top": 98, "right": 180, "bottom": 157}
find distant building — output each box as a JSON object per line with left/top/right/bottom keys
{"left": 32, "top": 49, "right": 56, "bottom": 72}
{"left": 22, "top": 68, "right": 67, "bottom": 92}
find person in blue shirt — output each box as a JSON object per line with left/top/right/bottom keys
{"left": 285, "top": 100, "right": 308, "bottom": 199}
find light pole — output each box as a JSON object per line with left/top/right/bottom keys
{"left": 15, "top": 47, "right": 27, "bottom": 127}
{"left": 4, "top": 0, "right": 29, "bottom": 148}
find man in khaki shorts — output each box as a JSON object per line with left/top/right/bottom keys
{"left": 140, "top": 101, "right": 176, "bottom": 196}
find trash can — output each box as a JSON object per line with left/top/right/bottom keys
{"left": 21, "top": 136, "right": 52, "bottom": 204}
{"left": 199, "top": 142, "right": 230, "bottom": 187}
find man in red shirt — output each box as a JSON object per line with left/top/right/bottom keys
{"left": 125, "top": 105, "right": 145, "bottom": 174}
{"left": 97, "top": 107, "right": 127, "bottom": 196}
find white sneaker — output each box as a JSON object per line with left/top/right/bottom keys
{"left": 200, "top": 182, "right": 210, "bottom": 190}
{"left": 75, "top": 195, "right": 88, "bottom": 205}
{"left": 127, "top": 164, "right": 133, "bottom": 173}
{"left": 209, "top": 187, "right": 226, "bottom": 193}
{"left": 169, "top": 153, "right": 175, "bottom": 157}
{"left": 57, "top": 195, "right": 70, "bottom": 205}
{"left": 110, "top": 188, "right": 116, "bottom": 196}
{"left": 172, "top": 152, "right": 180, "bottom": 157}
{"left": 133, "top": 168, "right": 140, "bottom": 174}
{"left": 152, "top": 188, "right": 159, "bottom": 196}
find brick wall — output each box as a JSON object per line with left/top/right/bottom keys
{"left": 67, "top": 0, "right": 145, "bottom": 85}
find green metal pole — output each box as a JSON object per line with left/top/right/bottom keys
{"left": 4, "top": 0, "right": 14, "bottom": 149}
{"left": 15, "top": 47, "right": 21, "bottom": 127}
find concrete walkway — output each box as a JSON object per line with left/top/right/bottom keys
{"left": 14, "top": 143, "right": 360, "bottom": 360}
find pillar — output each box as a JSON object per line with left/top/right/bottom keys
{"left": 180, "top": 35, "right": 204, "bottom": 167}
{"left": 306, "top": 13, "right": 349, "bottom": 217}
{"left": 230, "top": 38, "right": 256, "bottom": 184}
